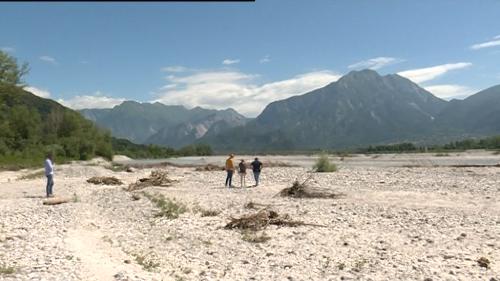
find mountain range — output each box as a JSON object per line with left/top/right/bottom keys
{"left": 80, "top": 101, "right": 248, "bottom": 149}
{"left": 79, "top": 69, "right": 500, "bottom": 152}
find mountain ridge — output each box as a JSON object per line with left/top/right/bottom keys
{"left": 79, "top": 102, "right": 249, "bottom": 148}
{"left": 79, "top": 69, "right": 500, "bottom": 152}
{"left": 199, "top": 69, "right": 500, "bottom": 151}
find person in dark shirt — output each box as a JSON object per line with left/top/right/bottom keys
{"left": 238, "top": 159, "right": 247, "bottom": 187}
{"left": 250, "top": 157, "right": 263, "bottom": 187}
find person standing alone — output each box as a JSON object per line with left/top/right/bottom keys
{"left": 44, "top": 153, "right": 54, "bottom": 197}
{"left": 250, "top": 157, "right": 263, "bottom": 187}
{"left": 225, "top": 154, "right": 235, "bottom": 188}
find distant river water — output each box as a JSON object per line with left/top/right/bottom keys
{"left": 114, "top": 150, "right": 500, "bottom": 168}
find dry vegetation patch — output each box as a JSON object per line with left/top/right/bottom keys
{"left": 278, "top": 176, "right": 345, "bottom": 199}
{"left": 225, "top": 209, "right": 324, "bottom": 231}
{"left": 127, "top": 170, "right": 176, "bottom": 191}
{"left": 87, "top": 176, "right": 123, "bottom": 185}
{"left": 133, "top": 253, "right": 160, "bottom": 271}
{"left": 0, "top": 264, "right": 15, "bottom": 275}
{"left": 477, "top": 257, "right": 491, "bottom": 268}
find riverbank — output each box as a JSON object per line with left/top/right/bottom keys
{"left": 0, "top": 156, "right": 498, "bottom": 280}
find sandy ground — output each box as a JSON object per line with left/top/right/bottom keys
{"left": 0, "top": 155, "right": 499, "bottom": 281}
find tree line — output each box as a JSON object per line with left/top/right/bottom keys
{"left": 358, "top": 136, "right": 500, "bottom": 153}
{"left": 0, "top": 51, "right": 212, "bottom": 169}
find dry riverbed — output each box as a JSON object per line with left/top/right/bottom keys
{"left": 0, "top": 157, "right": 499, "bottom": 281}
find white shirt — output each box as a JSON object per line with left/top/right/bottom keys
{"left": 44, "top": 158, "right": 54, "bottom": 176}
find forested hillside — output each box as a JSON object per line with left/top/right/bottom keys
{"left": 0, "top": 80, "right": 113, "bottom": 169}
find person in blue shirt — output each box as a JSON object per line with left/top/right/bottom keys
{"left": 250, "top": 157, "right": 263, "bottom": 187}
{"left": 44, "top": 153, "right": 54, "bottom": 197}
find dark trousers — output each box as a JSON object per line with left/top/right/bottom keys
{"left": 225, "top": 170, "right": 234, "bottom": 187}
{"left": 46, "top": 174, "right": 54, "bottom": 197}
{"left": 253, "top": 171, "right": 260, "bottom": 186}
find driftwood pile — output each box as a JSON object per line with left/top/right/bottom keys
{"left": 87, "top": 176, "right": 123, "bottom": 185}
{"left": 126, "top": 170, "right": 176, "bottom": 191}
{"left": 278, "top": 175, "right": 345, "bottom": 199}
{"left": 225, "top": 209, "right": 324, "bottom": 231}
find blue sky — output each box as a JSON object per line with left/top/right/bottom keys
{"left": 1, "top": 1, "right": 500, "bottom": 116}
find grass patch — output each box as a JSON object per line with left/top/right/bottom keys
{"left": 0, "top": 265, "right": 15, "bottom": 275}
{"left": 313, "top": 153, "right": 337, "bottom": 172}
{"left": 17, "top": 170, "right": 45, "bottom": 180}
{"left": 143, "top": 192, "right": 187, "bottom": 219}
{"left": 435, "top": 153, "right": 450, "bottom": 157}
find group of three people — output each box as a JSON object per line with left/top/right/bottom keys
{"left": 225, "top": 154, "right": 262, "bottom": 188}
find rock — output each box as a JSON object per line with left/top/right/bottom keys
{"left": 477, "top": 257, "right": 490, "bottom": 268}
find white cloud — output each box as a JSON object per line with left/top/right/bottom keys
{"left": 161, "top": 66, "right": 188, "bottom": 73}
{"left": 259, "top": 55, "right": 271, "bottom": 64}
{"left": 424, "top": 84, "right": 477, "bottom": 100}
{"left": 222, "top": 59, "right": 240, "bottom": 65}
{"left": 397, "top": 62, "right": 472, "bottom": 83}
{"left": 348, "top": 57, "right": 403, "bottom": 70}
{"left": 58, "top": 92, "right": 125, "bottom": 109}
{"left": 470, "top": 35, "right": 500, "bottom": 50}
{"left": 24, "top": 86, "right": 51, "bottom": 98}
{"left": 1, "top": 47, "right": 15, "bottom": 53}
{"left": 154, "top": 69, "right": 340, "bottom": 117}
{"left": 39, "top": 56, "right": 57, "bottom": 65}
{"left": 160, "top": 84, "right": 177, "bottom": 90}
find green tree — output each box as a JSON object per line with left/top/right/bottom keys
{"left": 0, "top": 51, "right": 29, "bottom": 86}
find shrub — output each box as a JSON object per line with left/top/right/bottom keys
{"left": 0, "top": 265, "right": 15, "bottom": 275}
{"left": 313, "top": 153, "right": 337, "bottom": 172}
{"left": 144, "top": 192, "right": 187, "bottom": 219}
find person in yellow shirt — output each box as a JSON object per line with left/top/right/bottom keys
{"left": 225, "top": 153, "right": 235, "bottom": 188}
